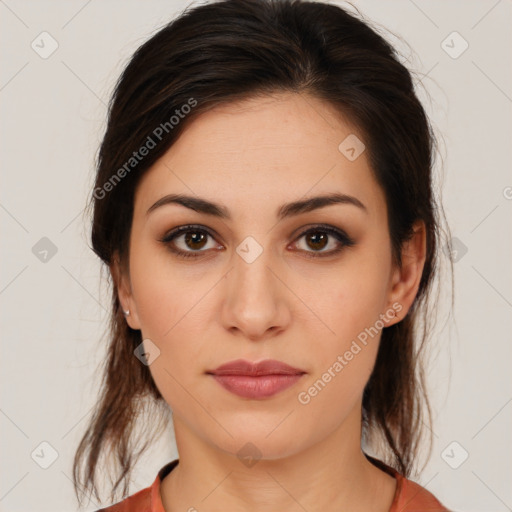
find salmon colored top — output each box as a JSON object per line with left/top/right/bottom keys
{"left": 96, "top": 455, "right": 450, "bottom": 512}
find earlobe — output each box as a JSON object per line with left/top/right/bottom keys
{"left": 386, "top": 220, "right": 427, "bottom": 323}
{"left": 109, "top": 252, "right": 142, "bottom": 330}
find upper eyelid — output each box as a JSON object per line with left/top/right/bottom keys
{"left": 162, "top": 223, "right": 343, "bottom": 236}
{"left": 161, "top": 223, "right": 351, "bottom": 246}
{"left": 160, "top": 224, "right": 218, "bottom": 242}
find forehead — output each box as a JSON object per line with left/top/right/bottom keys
{"left": 134, "top": 92, "right": 385, "bottom": 220}
{"left": 168, "top": 92, "right": 359, "bottom": 165}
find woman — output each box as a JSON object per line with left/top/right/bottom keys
{"left": 73, "top": 0, "right": 453, "bottom": 510}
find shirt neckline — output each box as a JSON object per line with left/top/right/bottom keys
{"left": 152, "top": 459, "right": 179, "bottom": 512}
{"left": 151, "top": 455, "right": 402, "bottom": 512}
{"left": 365, "top": 453, "right": 403, "bottom": 511}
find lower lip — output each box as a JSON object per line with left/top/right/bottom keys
{"left": 210, "top": 374, "right": 304, "bottom": 399}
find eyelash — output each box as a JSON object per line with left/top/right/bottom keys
{"left": 158, "top": 224, "right": 355, "bottom": 260}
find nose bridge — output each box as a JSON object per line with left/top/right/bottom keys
{"left": 230, "top": 237, "right": 277, "bottom": 305}
{"left": 222, "top": 236, "right": 290, "bottom": 338}
{"left": 234, "top": 248, "right": 271, "bottom": 293}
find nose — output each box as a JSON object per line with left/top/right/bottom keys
{"left": 220, "top": 245, "right": 292, "bottom": 341}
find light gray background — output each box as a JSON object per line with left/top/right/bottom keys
{"left": 1, "top": 1, "right": 511, "bottom": 511}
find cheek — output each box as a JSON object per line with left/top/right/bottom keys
{"left": 295, "top": 275, "right": 387, "bottom": 423}
{"left": 129, "top": 239, "right": 199, "bottom": 337}
{"left": 294, "top": 340, "right": 378, "bottom": 446}
{"left": 305, "top": 258, "right": 390, "bottom": 348}
{"left": 128, "top": 243, "right": 212, "bottom": 398}
{"left": 295, "top": 249, "right": 391, "bottom": 396}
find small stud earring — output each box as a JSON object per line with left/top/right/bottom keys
{"left": 123, "top": 309, "right": 130, "bottom": 316}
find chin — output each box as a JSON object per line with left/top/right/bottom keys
{"left": 207, "top": 424, "right": 311, "bottom": 465}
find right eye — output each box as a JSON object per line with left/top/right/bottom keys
{"left": 158, "top": 225, "right": 223, "bottom": 259}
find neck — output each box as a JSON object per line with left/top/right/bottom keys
{"left": 160, "top": 402, "right": 397, "bottom": 512}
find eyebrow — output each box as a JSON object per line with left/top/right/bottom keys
{"left": 146, "top": 192, "right": 367, "bottom": 220}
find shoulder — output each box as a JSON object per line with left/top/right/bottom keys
{"left": 94, "top": 485, "right": 152, "bottom": 512}
{"left": 93, "top": 459, "right": 179, "bottom": 512}
{"left": 365, "top": 454, "right": 450, "bottom": 512}
{"left": 395, "top": 476, "right": 451, "bottom": 511}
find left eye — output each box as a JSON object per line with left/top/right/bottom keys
{"left": 291, "top": 226, "right": 355, "bottom": 258}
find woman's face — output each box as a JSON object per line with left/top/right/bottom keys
{"left": 116, "top": 92, "right": 422, "bottom": 460}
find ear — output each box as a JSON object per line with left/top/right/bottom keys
{"left": 385, "top": 220, "right": 427, "bottom": 326}
{"left": 110, "top": 251, "right": 142, "bottom": 330}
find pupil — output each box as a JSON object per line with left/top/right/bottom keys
{"left": 308, "top": 232, "right": 327, "bottom": 250}
{"left": 185, "top": 232, "right": 206, "bottom": 250}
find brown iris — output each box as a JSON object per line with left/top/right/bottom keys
{"left": 305, "top": 231, "right": 328, "bottom": 251}
{"left": 185, "top": 231, "right": 208, "bottom": 250}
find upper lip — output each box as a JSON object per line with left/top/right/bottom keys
{"left": 207, "top": 359, "right": 306, "bottom": 376}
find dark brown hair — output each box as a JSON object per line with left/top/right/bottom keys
{"left": 74, "top": 0, "right": 452, "bottom": 506}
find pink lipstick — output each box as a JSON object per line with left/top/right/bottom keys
{"left": 207, "top": 359, "right": 306, "bottom": 399}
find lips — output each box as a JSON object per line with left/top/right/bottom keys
{"left": 207, "top": 358, "right": 305, "bottom": 377}
{"left": 206, "top": 359, "right": 306, "bottom": 399}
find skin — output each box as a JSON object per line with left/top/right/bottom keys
{"left": 112, "top": 92, "right": 426, "bottom": 512}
